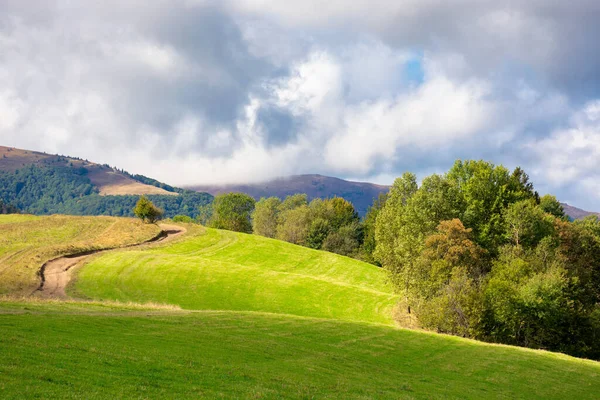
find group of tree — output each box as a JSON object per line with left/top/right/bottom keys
{"left": 253, "top": 194, "right": 363, "bottom": 257}
{"left": 199, "top": 192, "right": 366, "bottom": 258}
{"left": 374, "top": 160, "right": 600, "bottom": 359}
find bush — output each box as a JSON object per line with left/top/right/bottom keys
{"left": 172, "top": 215, "right": 194, "bottom": 223}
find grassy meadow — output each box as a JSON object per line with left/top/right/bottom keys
{"left": 72, "top": 227, "right": 398, "bottom": 324}
{"left": 1, "top": 301, "right": 599, "bottom": 399}
{"left": 1, "top": 215, "right": 600, "bottom": 399}
{"left": 0, "top": 215, "right": 161, "bottom": 295}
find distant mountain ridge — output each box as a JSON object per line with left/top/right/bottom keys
{"left": 561, "top": 203, "right": 600, "bottom": 220}
{"left": 2, "top": 145, "right": 597, "bottom": 221}
{"left": 0, "top": 145, "right": 212, "bottom": 217}
{"left": 0, "top": 146, "right": 176, "bottom": 196}
{"left": 188, "top": 174, "right": 389, "bottom": 216}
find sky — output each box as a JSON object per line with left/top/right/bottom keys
{"left": 1, "top": 1, "right": 600, "bottom": 210}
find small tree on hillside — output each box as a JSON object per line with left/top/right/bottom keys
{"left": 133, "top": 195, "right": 163, "bottom": 223}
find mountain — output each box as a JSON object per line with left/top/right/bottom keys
{"left": 0, "top": 145, "right": 212, "bottom": 217}
{"left": 561, "top": 203, "right": 600, "bottom": 220}
{"left": 0, "top": 146, "right": 175, "bottom": 196}
{"left": 188, "top": 174, "right": 390, "bottom": 216}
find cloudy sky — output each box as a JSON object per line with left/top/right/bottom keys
{"left": 1, "top": 1, "right": 600, "bottom": 209}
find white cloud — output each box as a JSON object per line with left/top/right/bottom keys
{"left": 1, "top": 1, "right": 600, "bottom": 210}
{"left": 260, "top": 49, "right": 493, "bottom": 174}
{"left": 528, "top": 100, "right": 600, "bottom": 201}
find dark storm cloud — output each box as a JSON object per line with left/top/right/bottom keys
{"left": 255, "top": 106, "right": 300, "bottom": 147}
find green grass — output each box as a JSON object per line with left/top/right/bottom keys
{"left": 73, "top": 228, "right": 398, "bottom": 324}
{"left": 0, "top": 215, "right": 161, "bottom": 295}
{"left": 0, "top": 301, "right": 599, "bottom": 399}
{"left": 3, "top": 217, "right": 600, "bottom": 398}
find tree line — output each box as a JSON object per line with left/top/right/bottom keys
{"left": 374, "top": 160, "right": 600, "bottom": 359}
{"left": 202, "top": 192, "right": 367, "bottom": 258}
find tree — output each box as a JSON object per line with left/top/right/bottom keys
{"left": 133, "top": 195, "right": 163, "bottom": 223}
{"left": 539, "top": 194, "right": 567, "bottom": 220}
{"left": 504, "top": 200, "right": 554, "bottom": 248}
{"left": 375, "top": 173, "right": 460, "bottom": 311}
{"left": 327, "top": 197, "right": 359, "bottom": 228}
{"left": 306, "top": 217, "right": 330, "bottom": 249}
{"left": 362, "top": 193, "right": 387, "bottom": 265}
{"left": 446, "top": 160, "right": 537, "bottom": 254}
{"left": 276, "top": 205, "right": 311, "bottom": 245}
{"left": 0, "top": 199, "right": 19, "bottom": 214}
{"left": 374, "top": 172, "right": 418, "bottom": 274}
{"left": 209, "top": 193, "right": 255, "bottom": 233}
{"left": 322, "top": 221, "right": 363, "bottom": 257}
{"left": 482, "top": 245, "right": 579, "bottom": 352}
{"left": 278, "top": 193, "right": 308, "bottom": 212}
{"left": 410, "top": 219, "right": 485, "bottom": 336}
{"left": 252, "top": 197, "right": 281, "bottom": 238}
{"left": 304, "top": 197, "right": 360, "bottom": 251}
{"left": 197, "top": 203, "right": 213, "bottom": 226}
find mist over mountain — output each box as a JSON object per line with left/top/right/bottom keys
{"left": 189, "top": 174, "right": 389, "bottom": 216}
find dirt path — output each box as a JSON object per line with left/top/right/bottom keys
{"left": 34, "top": 223, "right": 186, "bottom": 299}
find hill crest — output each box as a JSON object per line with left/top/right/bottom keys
{"left": 0, "top": 145, "right": 176, "bottom": 196}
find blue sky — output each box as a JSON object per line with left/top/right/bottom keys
{"left": 1, "top": 1, "right": 599, "bottom": 210}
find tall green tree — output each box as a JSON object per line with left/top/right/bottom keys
{"left": 278, "top": 194, "right": 308, "bottom": 212}
{"left": 539, "top": 194, "right": 567, "bottom": 220}
{"left": 252, "top": 197, "right": 281, "bottom": 238}
{"left": 209, "top": 193, "right": 255, "bottom": 233}
{"left": 276, "top": 204, "right": 311, "bottom": 245}
{"left": 504, "top": 200, "right": 554, "bottom": 248}
{"left": 446, "top": 160, "right": 538, "bottom": 254}
{"left": 362, "top": 193, "right": 387, "bottom": 265}
{"left": 374, "top": 172, "right": 419, "bottom": 308}
{"left": 197, "top": 203, "right": 213, "bottom": 226}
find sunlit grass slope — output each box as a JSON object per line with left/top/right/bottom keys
{"left": 74, "top": 228, "right": 398, "bottom": 324}
{"left": 0, "top": 301, "right": 599, "bottom": 399}
{"left": 0, "top": 215, "right": 161, "bottom": 295}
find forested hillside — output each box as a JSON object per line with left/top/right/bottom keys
{"left": 0, "top": 146, "right": 212, "bottom": 218}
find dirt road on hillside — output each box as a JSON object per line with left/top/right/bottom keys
{"left": 34, "top": 224, "right": 186, "bottom": 299}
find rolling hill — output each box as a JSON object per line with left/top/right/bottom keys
{"left": 1, "top": 215, "right": 599, "bottom": 398}
{"left": 188, "top": 174, "right": 389, "bottom": 216}
{"left": 0, "top": 146, "right": 175, "bottom": 196}
{"left": 72, "top": 225, "right": 398, "bottom": 324}
{"left": 0, "top": 146, "right": 212, "bottom": 218}
{"left": 0, "top": 215, "right": 161, "bottom": 295}
{"left": 1, "top": 301, "right": 599, "bottom": 399}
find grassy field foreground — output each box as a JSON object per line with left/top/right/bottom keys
{"left": 0, "top": 301, "right": 599, "bottom": 399}
{"left": 73, "top": 227, "right": 398, "bottom": 324}
{"left": 0, "top": 215, "right": 161, "bottom": 295}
